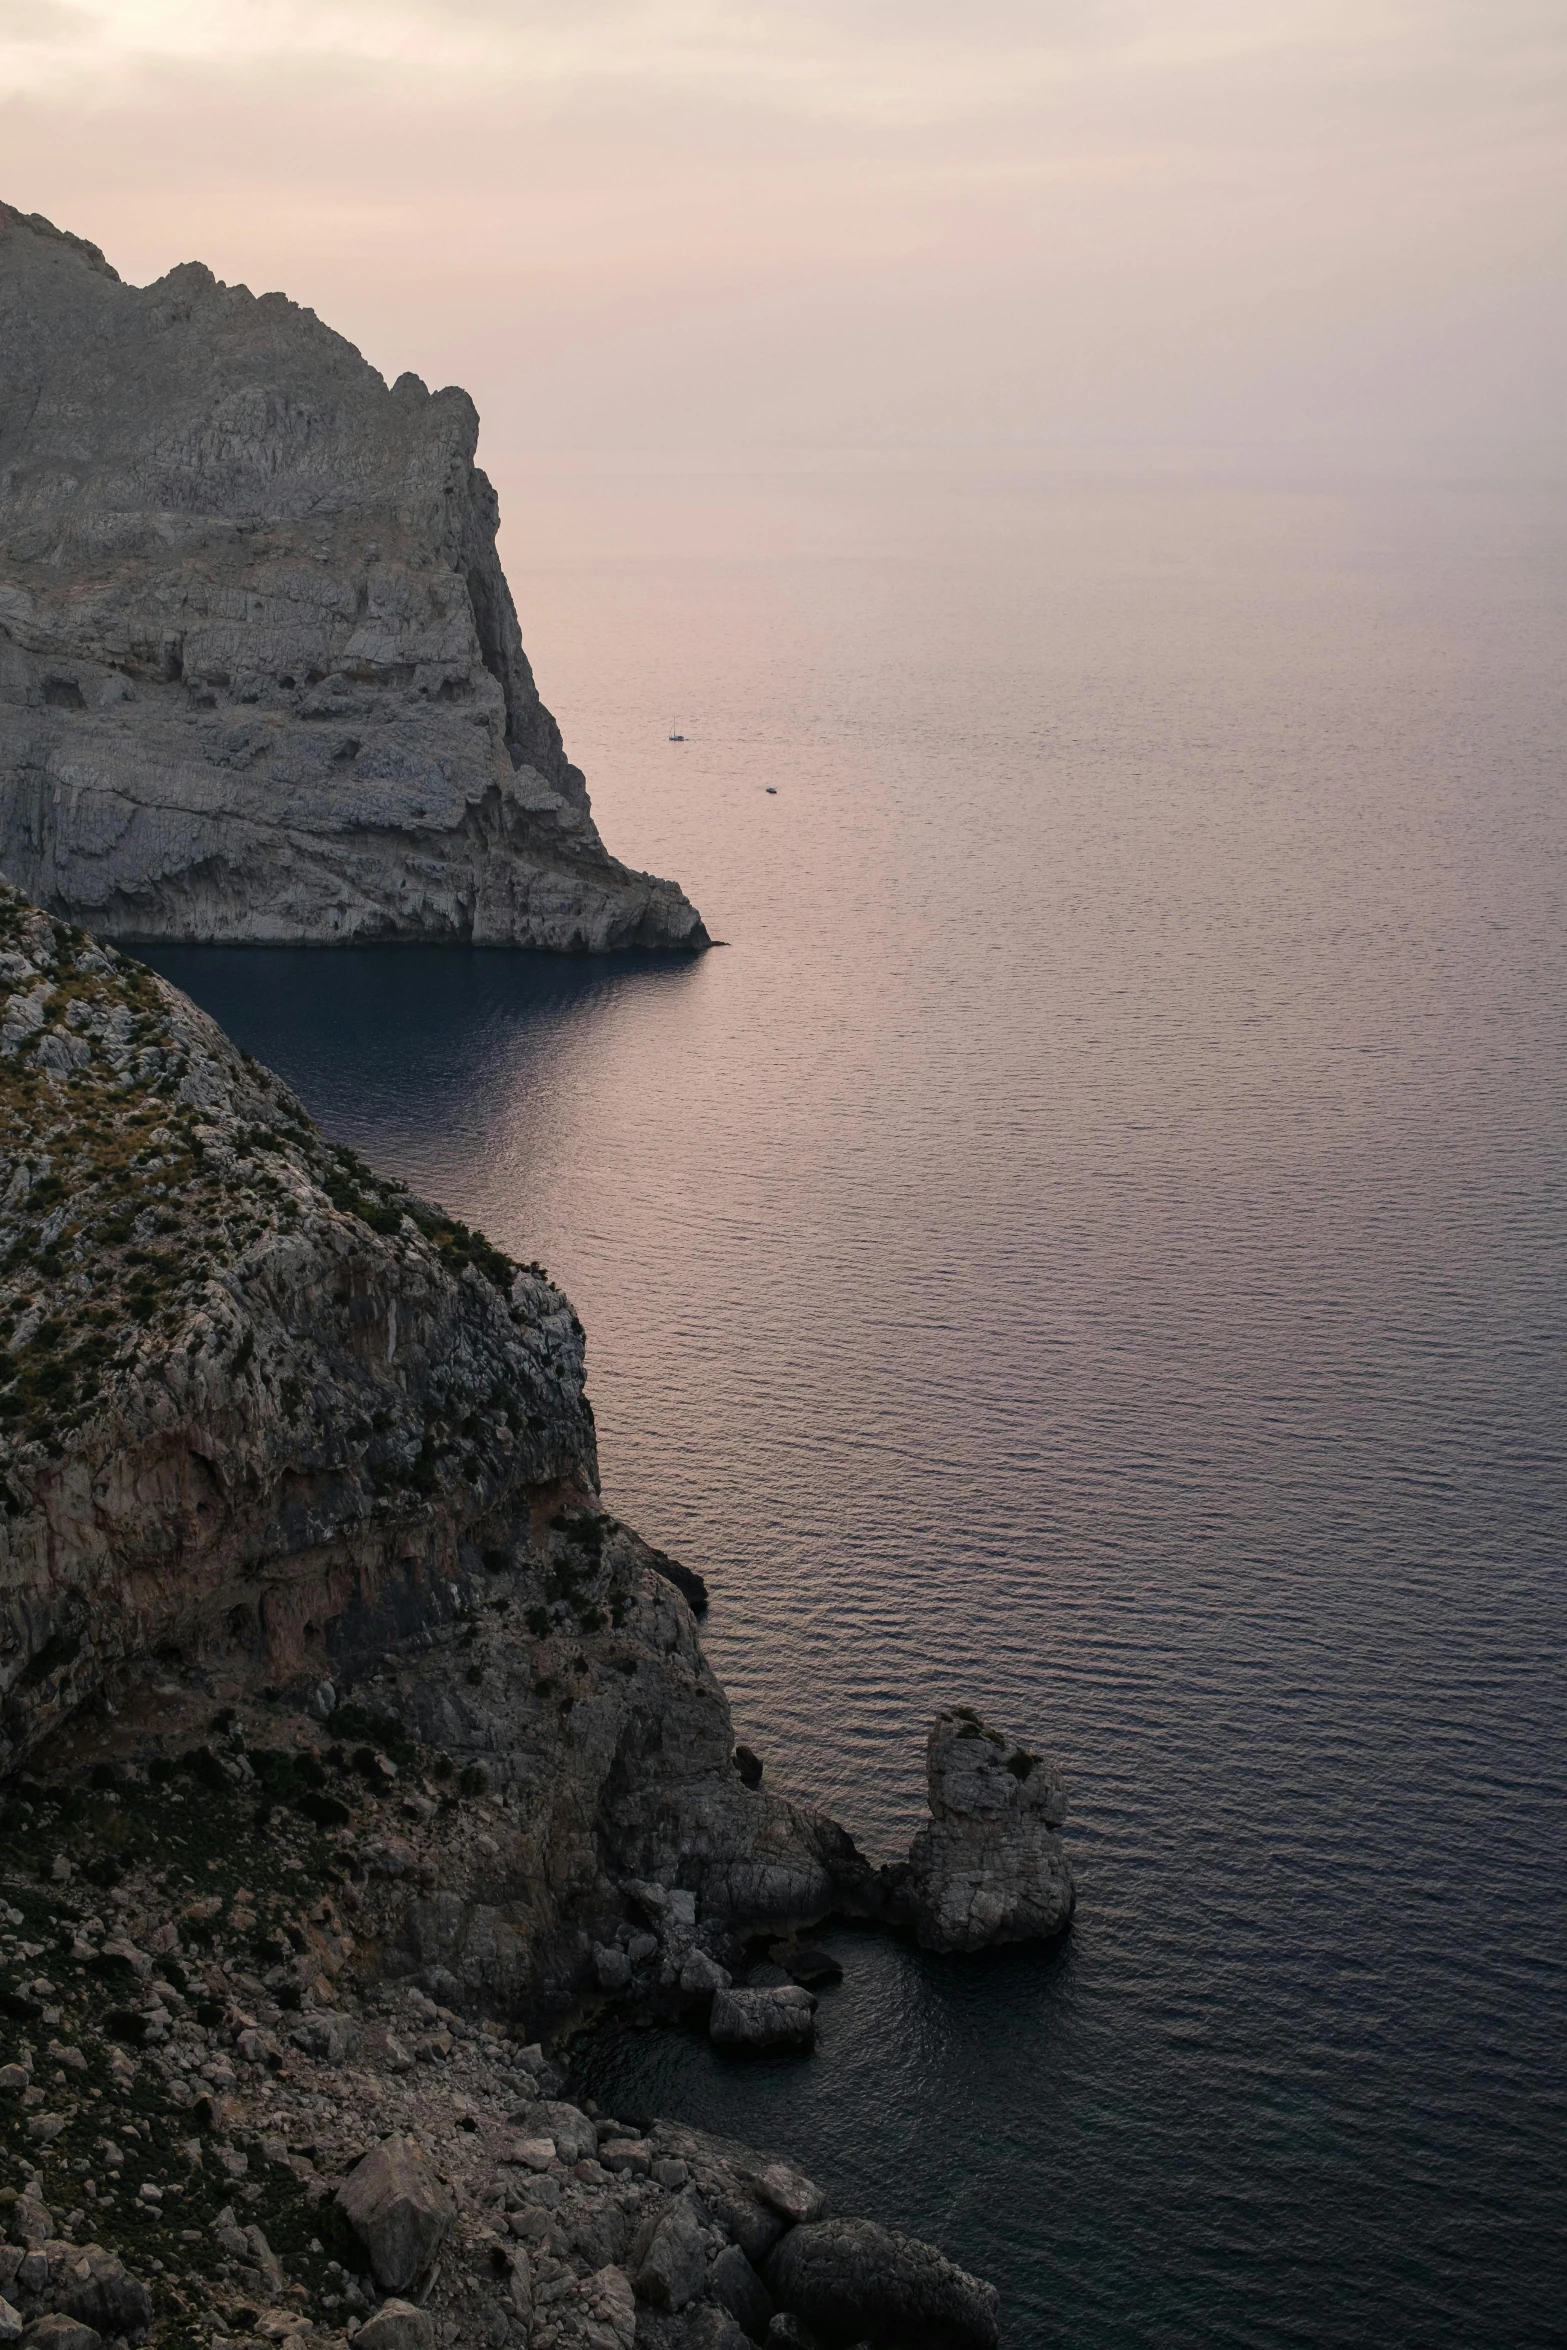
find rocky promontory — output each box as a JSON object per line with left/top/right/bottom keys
{"left": 0, "top": 880, "right": 1075, "bottom": 2345}
{"left": 0, "top": 880, "right": 863, "bottom": 2019}
{"left": 0, "top": 203, "right": 706, "bottom": 951}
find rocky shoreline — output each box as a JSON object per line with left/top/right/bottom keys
{"left": 0, "top": 1741, "right": 1004, "bottom": 2350}
{"left": 0, "top": 881, "right": 1076, "bottom": 2347}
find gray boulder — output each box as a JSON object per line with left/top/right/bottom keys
{"left": 0, "top": 2298, "right": 19, "bottom": 2346}
{"left": 632, "top": 2196, "right": 709, "bottom": 2312}
{"left": 765, "top": 2322, "right": 825, "bottom": 2350}
{"left": 594, "top": 1942, "right": 633, "bottom": 1992}
{"left": 709, "top": 1986, "right": 816, "bottom": 2051}
{"left": 290, "top": 2011, "right": 362, "bottom": 2063}
{"left": 18, "top": 2323, "right": 100, "bottom": 2350}
{"left": 541, "top": 2100, "right": 598, "bottom": 2164}
{"left": 763, "top": 2217, "right": 999, "bottom": 2350}
{"left": 710, "top": 2243, "right": 774, "bottom": 2342}
{"left": 680, "top": 1946, "right": 733, "bottom": 1998}
{"left": 335, "top": 2134, "right": 456, "bottom": 2293}
{"left": 51, "top": 2249, "right": 152, "bottom": 2335}
{"left": 905, "top": 1707, "right": 1074, "bottom": 1952}
{"left": 754, "top": 2163, "right": 826, "bottom": 2227}
{"left": 0, "top": 201, "right": 707, "bottom": 954}
{"left": 648, "top": 2123, "right": 790, "bottom": 2266}
{"left": 352, "top": 2300, "right": 435, "bottom": 2350}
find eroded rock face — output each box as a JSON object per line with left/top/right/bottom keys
{"left": 0, "top": 202, "right": 707, "bottom": 951}
{"left": 904, "top": 1706, "right": 1074, "bottom": 1953}
{"left": 0, "top": 880, "right": 597, "bottom": 1769}
{"left": 0, "top": 881, "right": 869, "bottom": 2012}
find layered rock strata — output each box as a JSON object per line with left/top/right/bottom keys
{"left": 0, "top": 202, "right": 707, "bottom": 949}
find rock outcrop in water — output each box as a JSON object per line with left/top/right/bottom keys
{"left": 0, "top": 202, "right": 707, "bottom": 949}
{"left": 901, "top": 1707, "right": 1074, "bottom": 1953}
{"left": 0, "top": 879, "right": 1078, "bottom": 2343}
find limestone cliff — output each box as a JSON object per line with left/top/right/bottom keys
{"left": 0, "top": 882, "right": 862, "bottom": 2024}
{"left": 0, "top": 203, "right": 707, "bottom": 949}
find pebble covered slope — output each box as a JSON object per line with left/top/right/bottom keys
{"left": 0, "top": 1703, "right": 994, "bottom": 2350}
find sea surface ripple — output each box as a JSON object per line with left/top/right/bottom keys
{"left": 149, "top": 464, "right": 1567, "bottom": 2348}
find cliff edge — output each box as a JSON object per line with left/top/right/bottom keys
{"left": 0, "top": 203, "right": 708, "bottom": 950}
{"left": 0, "top": 882, "right": 859, "bottom": 2022}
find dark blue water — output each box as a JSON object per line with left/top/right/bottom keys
{"left": 145, "top": 465, "right": 1567, "bottom": 2348}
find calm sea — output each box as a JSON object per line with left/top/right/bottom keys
{"left": 147, "top": 460, "right": 1567, "bottom": 2349}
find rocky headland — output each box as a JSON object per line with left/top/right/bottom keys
{"left": 0, "top": 879, "right": 1074, "bottom": 2349}
{"left": 0, "top": 204, "right": 706, "bottom": 951}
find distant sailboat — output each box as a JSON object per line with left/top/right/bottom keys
{"left": 668, "top": 728, "right": 685, "bottom": 741}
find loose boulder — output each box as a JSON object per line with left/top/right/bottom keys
{"left": 335, "top": 2134, "right": 455, "bottom": 2293}
{"left": 52, "top": 2249, "right": 152, "bottom": 2335}
{"left": 680, "top": 1946, "right": 733, "bottom": 1998}
{"left": 648, "top": 2122, "right": 790, "bottom": 2265}
{"left": 709, "top": 1985, "right": 816, "bottom": 2051}
{"left": 632, "top": 2195, "right": 708, "bottom": 2312}
{"left": 580, "top": 2266, "right": 636, "bottom": 2349}
{"left": 905, "top": 1707, "right": 1074, "bottom": 1952}
{"left": 763, "top": 2217, "right": 1000, "bottom": 2350}
{"left": 755, "top": 2163, "right": 826, "bottom": 2226}
{"left": 710, "top": 2242, "right": 774, "bottom": 2341}
{"left": 290, "top": 2012, "right": 362, "bottom": 2064}
{"left": 541, "top": 2100, "right": 598, "bottom": 2164}
{"left": 18, "top": 2322, "right": 101, "bottom": 2350}
{"left": 353, "top": 2301, "right": 435, "bottom": 2350}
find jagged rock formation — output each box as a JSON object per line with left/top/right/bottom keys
{"left": 0, "top": 884, "right": 1056, "bottom": 2339}
{"left": 0, "top": 202, "right": 707, "bottom": 949}
{"left": 0, "top": 882, "right": 865, "bottom": 2021}
{"left": 902, "top": 1707, "right": 1074, "bottom": 1953}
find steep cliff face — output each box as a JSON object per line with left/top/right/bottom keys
{"left": 0, "top": 882, "right": 859, "bottom": 2016}
{"left": 0, "top": 203, "right": 707, "bottom": 949}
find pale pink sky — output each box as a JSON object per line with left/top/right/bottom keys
{"left": 2, "top": 1, "right": 1563, "bottom": 467}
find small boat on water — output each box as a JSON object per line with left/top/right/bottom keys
{"left": 668, "top": 730, "right": 684, "bottom": 741}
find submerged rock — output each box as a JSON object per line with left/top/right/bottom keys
{"left": 709, "top": 1985, "right": 817, "bottom": 2051}
{"left": 0, "top": 201, "right": 707, "bottom": 952}
{"left": 763, "top": 2217, "right": 1000, "bottom": 2350}
{"left": 904, "top": 1706, "right": 1074, "bottom": 1953}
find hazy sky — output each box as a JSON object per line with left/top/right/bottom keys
{"left": 2, "top": 1, "right": 1563, "bottom": 464}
